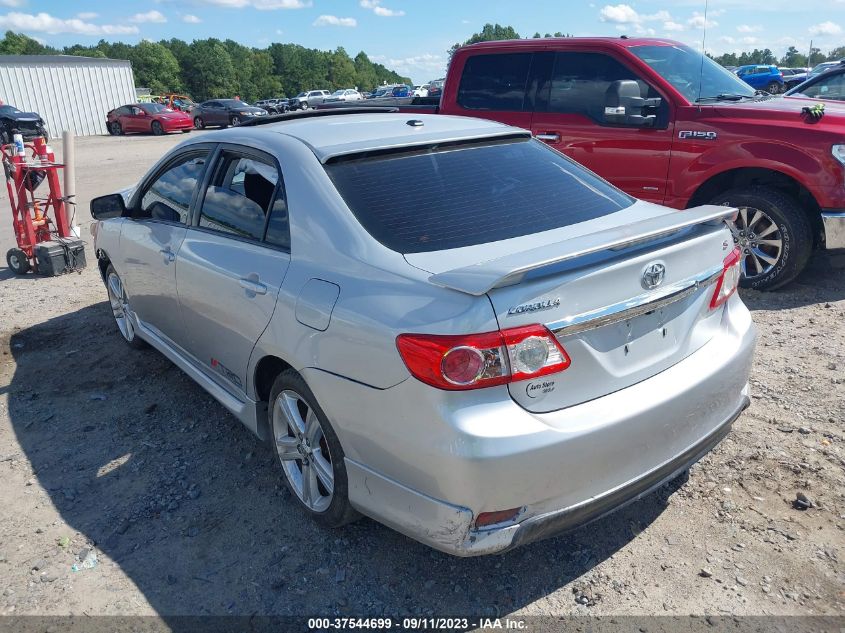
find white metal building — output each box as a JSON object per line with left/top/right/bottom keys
{"left": 0, "top": 55, "right": 135, "bottom": 138}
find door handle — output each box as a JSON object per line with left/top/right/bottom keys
{"left": 535, "top": 133, "right": 561, "bottom": 142}
{"left": 159, "top": 248, "right": 175, "bottom": 263}
{"left": 239, "top": 278, "right": 267, "bottom": 295}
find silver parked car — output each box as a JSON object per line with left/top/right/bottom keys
{"left": 89, "top": 111, "right": 757, "bottom": 556}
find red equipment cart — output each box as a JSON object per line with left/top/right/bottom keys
{"left": 3, "top": 136, "right": 85, "bottom": 275}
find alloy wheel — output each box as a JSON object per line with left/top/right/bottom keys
{"left": 729, "top": 206, "right": 783, "bottom": 280}
{"left": 107, "top": 272, "right": 135, "bottom": 342}
{"left": 273, "top": 389, "right": 334, "bottom": 512}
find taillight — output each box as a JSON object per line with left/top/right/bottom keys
{"left": 710, "top": 247, "right": 742, "bottom": 309}
{"left": 396, "top": 324, "right": 571, "bottom": 391}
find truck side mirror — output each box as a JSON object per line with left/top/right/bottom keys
{"left": 90, "top": 193, "right": 127, "bottom": 220}
{"left": 604, "top": 80, "right": 661, "bottom": 127}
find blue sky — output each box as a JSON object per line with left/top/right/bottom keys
{"left": 2, "top": 1, "right": 845, "bottom": 82}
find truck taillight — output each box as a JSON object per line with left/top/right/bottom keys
{"left": 710, "top": 247, "right": 742, "bottom": 309}
{"left": 396, "top": 325, "right": 571, "bottom": 390}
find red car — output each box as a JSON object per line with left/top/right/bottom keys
{"left": 106, "top": 103, "right": 193, "bottom": 136}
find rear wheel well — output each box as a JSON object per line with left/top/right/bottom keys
{"left": 254, "top": 355, "right": 293, "bottom": 404}
{"left": 687, "top": 167, "right": 823, "bottom": 247}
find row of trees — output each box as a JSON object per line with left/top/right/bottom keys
{"left": 0, "top": 31, "right": 412, "bottom": 102}
{"left": 710, "top": 45, "right": 845, "bottom": 69}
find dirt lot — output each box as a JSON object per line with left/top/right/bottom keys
{"left": 0, "top": 133, "right": 843, "bottom": 621}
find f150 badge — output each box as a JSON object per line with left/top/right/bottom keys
{"left": 507, "top": 297, "right": 561, "bottom": 315}
{"left": 679, "top": 130, "right": 718, "bottom": 140}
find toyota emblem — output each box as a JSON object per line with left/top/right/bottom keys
{"left": 642, "top": 262, "right": 666, "bottom": 289}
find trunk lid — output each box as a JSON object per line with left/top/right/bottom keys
{"left": 406, "top": 204, "right": 735, "bottom": 413}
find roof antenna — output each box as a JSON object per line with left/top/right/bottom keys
{"left": 696, "top": 0, "right": 709, "bottom": 110}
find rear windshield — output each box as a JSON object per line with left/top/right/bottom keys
{"left": 326, "top": 138, "right": 633, "bottom": 253}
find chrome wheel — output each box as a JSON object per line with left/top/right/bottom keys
{"left": 729, "top": 206, "right": 783, "bottom": 279}
{"left": 107, "top": 271, "right": 135, "bottom": 342}
{"left": 273, "top": 390, "right": 334, "bottom": 512}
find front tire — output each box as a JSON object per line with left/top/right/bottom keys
{"left": 151, "top": 121, "right": 164, "bottom": 136}
{"left": 269, "top": 370, "right": 358, "bottom": 528}
{"left": 710, "top": 186, "right": 813, "bottom": 290}
{"left": 105, "top": 264, "right": 147, "bottom": 349}
{"left": 6, "top": 248, "right": 30, "bottom": 274}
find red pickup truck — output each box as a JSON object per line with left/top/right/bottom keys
{"left": 404, "top": 37, "right": 845, "bottom": 290}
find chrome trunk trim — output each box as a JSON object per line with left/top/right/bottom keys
{"left": 549, "top": 265, "right": 723, "bottom": 338}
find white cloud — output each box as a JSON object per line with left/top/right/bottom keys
{"left": 189, "top": 0, "right": 311, "bottom": 8}
{"left": 740, "top": 36, "right": 759, "bottom": 45}
{"left": 181, "top": 14, "right": 201, "bottom": 23}
{"left": 809, "top": 21, "right": 842, "bottom": 36}
{"left": 0, "top": 12, "right": 139, "bottom": 35}
{"left": 76, "top": 12, "right": 98, "bottom": 20}
{"left": 688, "top": 12, "right": 718, "bottom": 29}
{"left": 360, "top": 0, "right": 404, "bottom": 17}
{"left": 663, "top": 20, "right": 684, "bottom": 31}
{"left": 736, "top": 24, "right": 761, "bottom": 33}
{"left": 130, "top": 10, "right": 166, "bottom": 23}
{"left": 313, "top": 14, "right": 356, "bottom": 27}
{"left": 719, "top": 35, "right": 736, "bottom": 44}
{"left": 599, "top": 4, "right": 639, "bottom": 23}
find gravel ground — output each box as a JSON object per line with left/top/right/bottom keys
{"left": 0, "top": 134, "right": 843, "bottom": 620}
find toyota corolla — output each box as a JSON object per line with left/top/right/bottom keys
{"left": 89, "top": 110, "right": 757, "bottom": 555}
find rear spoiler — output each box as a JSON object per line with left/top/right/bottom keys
{"left": 428, "top": 205, "right": 737, "bottom": 296}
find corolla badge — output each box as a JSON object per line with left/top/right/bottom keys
{"left": 641, "top": 262, "right": 666, "bottom": 289}
{"left": 507, "top": 297, "right": 561, "bottom": 316}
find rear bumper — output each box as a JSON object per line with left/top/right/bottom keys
{"left": 821, "top": 210, "right": 845, "bottom": 249}
{"left": 306, "top": 295, "right": 757, "bottom": 556}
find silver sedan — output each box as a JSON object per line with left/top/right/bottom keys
{"left": 89, "top": 111, "right": 756, "bottom": 556}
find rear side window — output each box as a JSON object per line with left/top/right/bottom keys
{"left": 457, "top": 53, "right": 532, "bottom": 111}
{"left": 199, "top": 154, "right": 279, "bottom": 241}
{"left": 326, "top": 138, "right": 633, "bottom": 254}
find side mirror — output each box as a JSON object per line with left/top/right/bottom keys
{"left": 90, "top": 193, "right": 127, "bottom": 220}
{"left": 604, "top": 80, "right": 660, "bottom": 127}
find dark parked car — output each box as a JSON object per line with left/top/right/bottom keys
{"left": 735, "top": 65, "right": 784, "bottom": 93}
{"left": 106, "top": 103, "right": 193, "bottom": 136}
{"left": 426, "top": 78, "right": 445, "bottom": 97}
{"left": 784, "top": 64, "right": 845, "bottom": 102}
{"left": 779, "top": 68, "right": 808, "bottom": 89}
{"left": 0, "top": 104, "right": 48, "bottom": 144}
{"left": 192, "top": 99, "right": 268, "bottom": 129}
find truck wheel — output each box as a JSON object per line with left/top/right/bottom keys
{"left": 6, "top": 248, "right": 30, "bottom": 274}
{"left": 710, "top": 186, "right": 812, "bottom": 291}
{"left": 766, "top": 81, "right": 780, "bottom": 94}
{"left": 300, "top": 102, "right": 309, "bottom": 110}
{"left": 269, "top": 369, "right": 359, "bottom": 528}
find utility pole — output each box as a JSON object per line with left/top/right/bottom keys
{"left": 808, "top": 39, "right": 813, "bottom": 67}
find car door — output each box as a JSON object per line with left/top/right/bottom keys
{"left": 175, "top": 146, "right": 291, "bottom": 395}
{"left": 121, "top": 106, "right": 142, "bottom": 133}
{"left": 530, "top": 50, "right": 674, "bottom": 204}
{"left": 118, "top": 148, "right": 211, "bottom": 348}
{"left": 203, "top": 101, "right": 223, "bottom": 125}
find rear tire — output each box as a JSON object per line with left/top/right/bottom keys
{"left": 193, "top": 116, "right": 205, "bottom": 129}
{"left": 766, "top": 81, "right": 781, "bottom": 94}
{"left": 6, "top": 248, "right": 30, "bottom": 274}
{"left": 709, "top": 186, "right": 813, "bottom": 290}
{"left": 110, "top": 122, "right": 123, "bottom": 136}
{"left": 269, "top": 369, "right": 359, "bottom": 528}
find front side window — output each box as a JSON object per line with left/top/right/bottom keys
{"left": 139, "top": 152, "right": 209, "bottom": 223}
{"left": 457, "top": 52, "right": 532, "bottom": 111}
{"left": 326, "top": 138, "right": 633, "bottom": 254}
{"left": 198, "top": 153, "right": 279, "bottom": 241}
{"left": 541, "top": 51, "right": 665, "bottom": 125}
{"left": 798, "top": 73, "right": 845, "bottom": 100}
